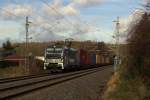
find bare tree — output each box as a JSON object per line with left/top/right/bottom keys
{"left": 126, "top": 2, "right": 150, "bottom": 78}
{"left": 2, "top": 40, "right": 14, "bottom": 50}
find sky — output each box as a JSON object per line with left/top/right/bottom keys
{"left": 0, "top": 0, "right": 144, "bottom": 46}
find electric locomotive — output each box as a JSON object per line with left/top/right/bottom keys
{"left": 44, "top": 45, "right": 79, "bottom": 70}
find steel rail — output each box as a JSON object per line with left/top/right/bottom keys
{"left": 0, "top": 72, "right": 51, "bottom": 83}
{"left": 0, "top": 66, "right": 110, "bottom": 99}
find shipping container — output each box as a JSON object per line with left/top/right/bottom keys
{"left": 78, "top": 49, "right": 88, "bottom": 65}
{"left": 102, "top": 51, "right": 110, "bottom": 64}
{"left": 96, "top": 54, "right": 101, "bottom": 64}
{"left": 105, "top": 56, "right": 110, "bottom": 64}
{"left": 90, "top": 53, "right": 96, "bottom": 65}
{"left": 101, "top": 56, "right": 105, "bottom": 64}
{"left": 86, "top": 53, "right": 91, "bottom": 65}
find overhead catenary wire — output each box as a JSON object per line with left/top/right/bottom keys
{"left": 39, "top": 0, "right": 96, "bottom": 35}
{"left": 11, "top": 0, "right": 94, "bottom": 37}
{"left": 0, "top": 7, "right": 27, "bottom": 26}
{"left": 39, "top": 0, "right": 74, "bottom": 27}
{"left": 40, "top": 0, "right": 96, "bottom": 33}
{"left": 1, "top": 0, "right": 100, "bottom": 42}
{"left": 11, "top": 0, "right": 74, "bottom": 39}
{"left": 8, "top": 0, "right": 61, "bottom": 40}
{"left": 0, "top": 7, "right": 19, "bottom": 18}
{"left": 0, "top": 1, "right": 31, "bottom": 24}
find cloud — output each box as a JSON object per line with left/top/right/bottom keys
{"left": 61, "top": 5, "right": 79, "bottom": 16}
{"left": 119, "top": 17, "right": 131, "bottom": 33}
{"left": 28, "top": 14, "right": 94, "bottom": 41}
{"left": 0, "top": 26, "right": 18, "bottom": 34}
{"left": 119, "top": 9, "right": 143, "bottom": 34}
{"left": 42, "top": 0, "right": 103, "bottom": 18}
{"left": 0, "top": 0, "right": 105, "bottom": 43}
{"left": 114, "top": 9, "right": 144, "bottom": 43}
{"left": 42, "top": 1, "right": 79, "bottom": 18}
{"left": 142, "top": 0, "right": 150, "bottom": 4}
{"left": 73, "top": 0, "right": 104, "bottom": 7}
{"left": 32, "top": 32, "right": 66, "bottom": 41}
{"left": 0, "top": 4, "right": 32, "bottom": 20}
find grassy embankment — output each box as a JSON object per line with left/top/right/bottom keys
{"left": 102, "top": 6, "right": 150, "bottom": 100}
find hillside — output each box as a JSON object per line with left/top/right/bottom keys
{"left": 13, "top": 41, "right": 114, "bottom": 56}
{"left": 103, "top": 4, "right": 150, "bottom": 100}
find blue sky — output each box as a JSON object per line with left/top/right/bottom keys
{"left": 0, "top": 0, "right": 142, "bottom": 45}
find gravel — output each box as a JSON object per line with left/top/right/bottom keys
{"left": 12, "top": 66, "right": 113, "bottom": 100}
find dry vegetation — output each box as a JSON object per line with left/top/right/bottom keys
{"left": 103, "top": 3, "right": 150, "bottom": 100}
{"left": 0, "top": 65, "right": 27, "bottom": 78}
{"left": 15, "top": 40, "right": 112, "bottom": 56}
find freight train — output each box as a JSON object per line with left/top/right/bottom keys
{"left": 44, "top": 44, "right": 112, "bottom": 71}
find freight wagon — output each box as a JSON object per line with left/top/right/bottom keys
{"left": 79, "top": 50, "right": 112, "bottom": 67}
{"left": 44, "top": 44, "right": 112, "bottom": 71}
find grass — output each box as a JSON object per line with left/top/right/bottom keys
{"left": 0, "top": 65, "right": 27, "bottom": 78}
{"left": 102, "top": 71, "right": 148, "bottom": 100}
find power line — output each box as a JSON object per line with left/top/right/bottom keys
{"left": 39, "top": 0, "right": 74, "bottom": 27}
{"left": 11, "top": 0, "right": 93, "bottom": 37}
{"left": 10, "top": 0, "right": 62, "bottom": 39}
{"left": 40, "top": 0, "right": 94, "bottom": 33}
{"left": 0, "top": 6, "right": 28, "bottom": 27}
{"left": 3, "top": 0, "right": 97, "bottom": 41}
{"left": 0, "top": 0, "right": 27, "bottom": 21}
{"left": 0, "top": 7, "right": 19, "bottom": 18}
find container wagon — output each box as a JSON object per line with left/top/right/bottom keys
{"left": 44, "top": 44, "right": 112, "bottom": 71}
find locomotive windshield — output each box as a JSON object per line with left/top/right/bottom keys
{"left": 46, "top": 53, "right": 61, "bottom": 59}
{"left": 45, "top": 45, "right": 63, "bottom": 59}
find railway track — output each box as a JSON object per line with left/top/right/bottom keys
{"left": 0, "top": 72, "right": 51, "bottom": 84}
{"left": 0, "top": 66, "right": 110, "bottom": 99}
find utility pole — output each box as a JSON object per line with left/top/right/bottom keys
{"left": 113, "top": 16, "right": 120, "bottom": 71}
{"left": 25, "top": 16, "right": 31, "bottom": 73}
{"left": 114, "top": 16, "right": 120, "bottom": 53}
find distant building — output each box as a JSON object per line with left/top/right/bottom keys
{"left": 4, "top": 54, "right": 25, "bottom": 67}
{"left": 0, "top": 48, "right": 16, "bottom": 57}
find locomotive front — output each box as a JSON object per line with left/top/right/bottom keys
{"left": 44, "top": 45, "right": 64, "bottom": 70}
